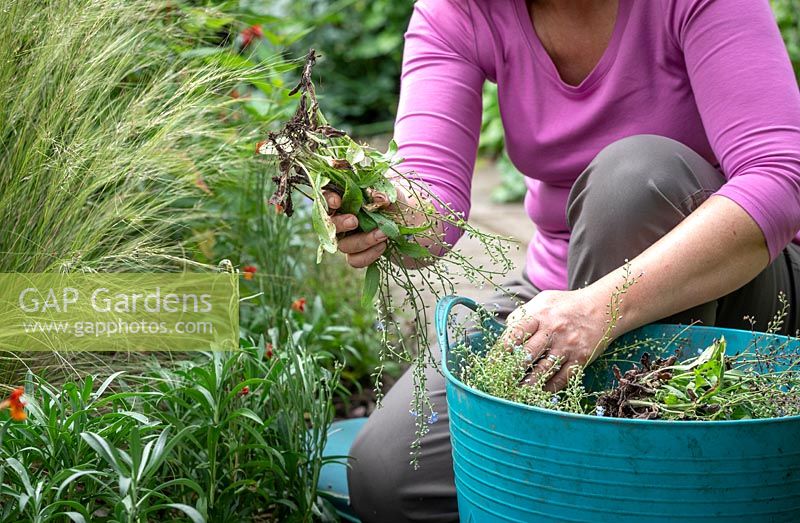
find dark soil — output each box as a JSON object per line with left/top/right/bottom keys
{"left": 596, "top": 352, "right": 678, "bottom": 419}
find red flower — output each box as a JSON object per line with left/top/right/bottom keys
{"left": 194, "top": 174, "right": 212, "bottom": 195}
{"left": 242, "top": 265, "right": 257, "bottom": 281}
{"left": 265, "top": 342, "right": 274, "bottom": 359}
{"left": 291, "top": 298, "right": 306, "bottom": 313}
{"left": 239, "top": 386, "right": 250, "bottom": 396}
{"left": 0, "top": 387, "right": 26, "bottom": 421}
{"left": 240, "top": 25, "right": 263, "bottom": 49}
{"left": 273, "top": 203, "right": 284, "bottom": 214}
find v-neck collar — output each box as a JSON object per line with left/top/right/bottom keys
{"left": 513, "top": 0, "right": 633, "bottom": 95}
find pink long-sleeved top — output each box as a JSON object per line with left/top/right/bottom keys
{"left": 393, "top": 0, "right": 800, "bottom": 291}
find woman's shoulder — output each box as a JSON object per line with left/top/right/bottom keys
{"left": 410, "top": 0, "right": 516, "bottom": 77}
{"left": 412, "top": 0, "right": 517, "bottom": 36}
{"left": 656, "top": 0, "right": 774, "bottom": 43}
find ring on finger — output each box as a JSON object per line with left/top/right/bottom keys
{"left": 546, "top": 353, "right": 562, "bottom": 372}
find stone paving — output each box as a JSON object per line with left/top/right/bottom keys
{"left": 454, "top": 159, "right": 535, "bottom": 303}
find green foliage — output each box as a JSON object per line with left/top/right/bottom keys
{"left": 773, "top": 0, "right": 800, "bottom": 82}
{"left": 0, "top": 2, "right": 380, "bottom": 520}
{"left": 0, "top": 0, "right": 246, "bottom": 274}
{"left": 461, "top": 329, "right": 800, "bottom": 421}
{"left": 285, "top": 0, "right": 414, "bottom": 135}
{"left": 192, "top": 136, "right": 388, "bottom": 389}
{"left": 260, "top": 58, "right": 515, "bottom": 464}
{"left": 0, "top": 0, "right": 283, "bottom": 384}
{"left": 459, "top": 283, "right": 800, "bottom": 422}
{"left": 0, "top": 337, "right": 340, "bottom": 522}
{"left": 169, "top": 2, "right": 389, "bottom": 389}
{"left": 598, "top": 336, "right": 800, "bottom": 420}
{"left": 460, "top": 266, "right": 637, "bottom": 416}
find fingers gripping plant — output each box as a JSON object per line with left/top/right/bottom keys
{"left": 257, "top": 50, "right": 514, "bottom": 463}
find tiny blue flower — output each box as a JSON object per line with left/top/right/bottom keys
{"left": 550, "top": 395, "right": 560, "bottom": 406}
{"left": 595, "top": 406, "right": 606, "bottom": 417}
{"left": 409, "top": 409, "right": 419, "bottom": 418}
{"left": 427, "top": 411, "right": 440, "bottom": 424}
{"left": 374, "top": 320, "right": 386, "bottom": 332}
{"left": 697, "top": 348, "right": 703, "bottom": 355}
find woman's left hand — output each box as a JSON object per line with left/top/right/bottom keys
{"left": 497, "top": 287, "right": 611, "bottom": 392}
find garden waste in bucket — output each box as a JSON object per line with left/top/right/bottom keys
{"left": 436, "top": 295, "right": 800, "bottom": 523}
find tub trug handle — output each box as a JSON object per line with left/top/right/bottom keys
{"left": 435, "top": 295, "right": 482, "bottom": 352}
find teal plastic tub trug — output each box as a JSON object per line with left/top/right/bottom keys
{"left": 436, "top": 295, "right": 800, "bottom": 523}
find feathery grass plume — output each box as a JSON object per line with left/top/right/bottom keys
{"left": 0, "top": 0, "right": 278, "bottom": 382}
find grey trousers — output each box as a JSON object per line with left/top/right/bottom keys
{"left": 347, "top": 135, "right": 800, "bottom": 522}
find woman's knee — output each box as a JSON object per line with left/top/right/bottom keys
{"left": 347, "top": 420, "right": 407, "bottom": 521}
{"left": 567, "top": 135, "right": 723, "bottom": 231}
{"left": 346, "top": 362, "right": 456, "bottom": 522}
{"left": 565, "top": 135, "right": 725, "bottom": 288}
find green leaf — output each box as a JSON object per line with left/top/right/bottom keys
{"left": 160, "top": 503, "right": 205, "bottom": 523}
{"left": 6, "top": 458, "right": 32, "bottom": 497}
{"left": 63, "top": 513, "right": 86, "bottom": 523}
{"left": 357, "top": 211, "right": 378, "bottom": 233}
{"left": 398, "top": 223, "right": 432, "bottom": 235}
{"left": 394, "top": 240, "right": 431, "bottom": 259}
{"left": 372, "top": 177, "right": 397, "bottom": 204}
{"left": 365, "top": 211, "right": 399, "bottom": 239}
{"left": 357, "top": 168, "right": 385, "bottom": 188}
{"left": 340, "top": 177, "right": 364, "bottom": 215}
{"left": 222, "top": 407, "right": 264, "bottom": 426}
{"left": 386, "top": 139, "right": 398, "bottom": 158}
{"left": 94, "top": 371, "right": 125, "bottom": 398}
{"left": 346, "top": 141, "right": 366, "bottom": 166}
{"left": 312, "top": 195, "right": 338, "bottom": 260}
{"left": 361, "top": 263, "right": 380, "bottom": 308}
{"left": 56, "top": 470, "right": 99, "bottom": 497}
{"left": 308, "top": 172, "right": 338, "bottom": 261}
{"left": 80, "top": 432, "right": 127, "bottom": 477}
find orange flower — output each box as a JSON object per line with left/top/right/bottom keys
{"left": 194, "top": 174, "right": 212, "bottom": 195}
{"left": 265, "top": 342, "right": 274, "bottom": 359}
{"left": 0, "top": 387, "right": 26, "bottom": 421}
{"left": 240, "top": 25, "right": 263, "bottom": 49}
{"left": 242, "top": 265, "right": 257, "bottom": 281}
{"left": 291, "top": 298, "right": 306, "bottom": 313}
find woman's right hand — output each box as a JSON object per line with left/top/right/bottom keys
{"left": 324, "top": 191, "right": 389, "bottom": 268}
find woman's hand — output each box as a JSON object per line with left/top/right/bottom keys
{"left": 497, "top": 288, "right": 610, "bottom": 392}
{"left": 325, "top": 183, "right": 440, "bottom": 269}
{"left": 324, "top": 191, "right": 390, "bottom": 269}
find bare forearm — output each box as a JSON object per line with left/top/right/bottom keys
{"left": 586, "top": 195, "right": 770, "bottom": 334}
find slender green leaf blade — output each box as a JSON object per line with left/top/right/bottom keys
{"left": 366, "top": 211, "right": 399, "bottom": 239}
{"left": 362, "top": 263, "right": 380, "bottom": 308}
{"left": 394, "top": 240, "right": 431, "bottom": 259}
{"left": 340, "top": 177, "right": 364, "bottom": 215}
